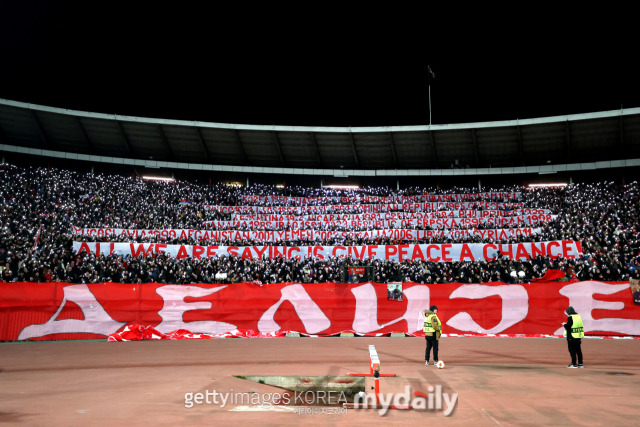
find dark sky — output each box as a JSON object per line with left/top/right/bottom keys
{"left": 0, "top": 3, "right": 638, "bottom": 127}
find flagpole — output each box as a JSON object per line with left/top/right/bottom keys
{"left": 428, "top": 83, "right": 432, "bottom": 126}
{"left": 427, "top": 65, "right": 434, "bottom": 125}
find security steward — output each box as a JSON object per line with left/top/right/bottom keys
{"left": 423, "top": 305, "right": 442, "bottom": 365}
{"left": 562, "top": 306, "right": 584, "bottom": 368}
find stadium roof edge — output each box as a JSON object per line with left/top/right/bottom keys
{"left": 2, "top": 143, "right": 640, "bottom": 177}
{"left": 0, "top": 97, "right": 638, "bottom": 133}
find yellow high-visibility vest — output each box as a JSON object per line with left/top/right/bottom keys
{"left": 563, "top": 314, "right": 584, "bottom": 338}
{"left": 423, "top": 314, "right": 439, "bottom": 333}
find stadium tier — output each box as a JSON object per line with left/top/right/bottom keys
{"left": 0, "top": 163, "right": 638, "bottom": 285}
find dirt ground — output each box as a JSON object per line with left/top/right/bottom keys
{"left": 1, "top": 336, "right": 638, "bottom": 426}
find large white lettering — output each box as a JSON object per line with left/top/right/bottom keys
{"left": 446, "top": 285, "right": 529, "bottom": 334}
{"left": 18, "top": 284, "right": 125, "bottom": 340}
{"left": 257, "top": 284, "right": 331, "bottom": 334}
{"left": 554, "top": 281, "right": 640, "bottom": 335}
{"left": 155, "top": 285, "right": 236, "bottom": 334}
{"left": 351, "top": 283, "right": 430, "bottom": 334}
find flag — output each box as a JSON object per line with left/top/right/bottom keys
{"left": 428, "top": 66, "right": 435, "bottom": 79}
{"left": 31, "top": 225, "right": 43, "bottom": 256}
{"left": 531, "top": 269, "right": 566, "bottom": 282}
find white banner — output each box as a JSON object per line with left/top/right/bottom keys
{"left": 240, "top": 192, "right": 522, "bottom": 205}
{"left": 203, "top": 202, "right": 525, "bottom": 214}
{"left": 73, "top": 240, "right": 583, "bottom": 262}
{"left": 231, "top": 209, "right": 552, "bottom": 221}
{"left": 202, "top": 215, "right": 555, "bottom": 230}
{"left": 72, "top": 227, "right": 542, "bottom": 242}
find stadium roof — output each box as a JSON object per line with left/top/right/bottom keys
{"left": 1, "top": 98, "right": 639, "bottom": 177}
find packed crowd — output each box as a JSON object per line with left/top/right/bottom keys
{"left": 0, "top": 163, "right": 639, "bottom": 285}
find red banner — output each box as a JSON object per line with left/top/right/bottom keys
{"left": 1, "top": 281, "right": 638, "bottom": 341}
{"left": 348, "top": 267, "right": 365, "bottom": 275}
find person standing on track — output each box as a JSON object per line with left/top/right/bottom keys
{"left": 562, "top": 306, "right": 584, "bottom": 368}
{"left": 423, "top": 305, "right": 442, "bottom": 365}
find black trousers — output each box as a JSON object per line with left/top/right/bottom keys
{"left": 425, "top": 336, "right": 439, "bottom": 362}
{"left": 567, "top": 338, "right": 583, "bottom": 365}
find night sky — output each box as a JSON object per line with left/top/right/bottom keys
{"left": 1, "top": 3, "right": 638, "bottom": 127}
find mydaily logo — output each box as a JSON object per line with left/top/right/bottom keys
{"left": 354, "top": 385, "right": 458, "bottom": 416}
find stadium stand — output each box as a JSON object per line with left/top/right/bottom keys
{"left": 1, "top": 163, "right": 638, "bottom": 285}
